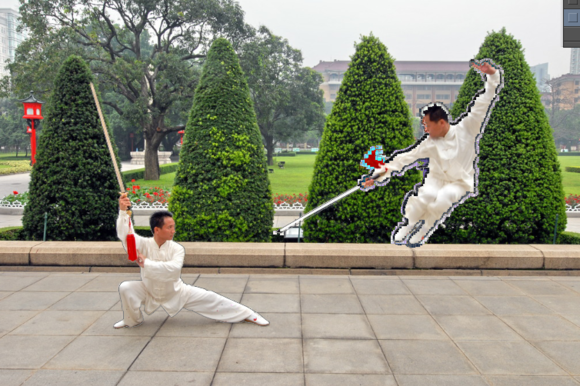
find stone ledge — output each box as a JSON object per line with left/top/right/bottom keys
{"left": 414, "top": 244, "right": 544, "bottom": 269}
{"left": 2, "top": 241, "right": 580, "bottom": 271}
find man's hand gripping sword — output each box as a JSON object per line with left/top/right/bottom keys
{"left": 274, "top": 146, "right": 389, "bottom": 236}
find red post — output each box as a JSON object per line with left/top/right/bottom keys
{"left": 31, "top": 120, "right": 36, "bottom": 165}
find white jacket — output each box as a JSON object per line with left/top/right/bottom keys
{"left": 375, "top": 69, "right": 503, "bottom": 191}
{"left": 117, "top": 210, "right": 188, "bottom": 316}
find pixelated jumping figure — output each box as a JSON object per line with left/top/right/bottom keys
{"left": 366, "top": 59, "right": 504, "bottom": 248}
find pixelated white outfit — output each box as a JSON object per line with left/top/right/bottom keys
{"left": 116, "top": 210, "right": 254, "bottom": 326}
{"left": 374, "top": 69, "right": 503, "bottom": 246}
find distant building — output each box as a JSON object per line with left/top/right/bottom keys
{"left": 530, "top": 63, "right": 550, "bottom": 92}
{"left": 0, "top": 8, "right": 26, "bottom": 79}
{"left": 571, "top": 48, "right": 580, "bottom": 74}
{"left": 312, "top": 60, "right": 469, "bottom": 116}
{"left": 546, "top": 73, "right": 580, "bottom": 110}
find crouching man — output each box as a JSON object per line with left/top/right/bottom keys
{"left": 114, "top": 192, "right": 269, "bottom": 328}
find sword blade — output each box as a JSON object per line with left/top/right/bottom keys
{"left": 277, "top": 186, "right": 360, "bottom": 234}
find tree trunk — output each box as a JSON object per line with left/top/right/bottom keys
{"left": 264, "top": 133, "right": 274, "bottom": 166}
{"left": 144, "top": 139, "right": 161, "bottom": 180}
{"left": 15, "top": 144, "right": 19, "bottom": 157}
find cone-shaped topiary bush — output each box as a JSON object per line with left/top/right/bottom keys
{"left": 430, "top": 28, "right": 566, "bottom": 244}
{"left": 169, "top": 38, "right": 273, "bottom": 242}
{"left": 303, "top": 34, "right": 422, "bottom": 243}
{"left": 22, "top": 55, "right": 121, "bottom": 241}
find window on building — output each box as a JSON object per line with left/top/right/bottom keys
{"left": 446, "top": 74, "right": 454, "bottom": 81}
{"left": 435, "top": 94, "right": 450, "bottom": 99}
{"left": 426, "top": 74, "right": 434, "bottom": 81}
{"left": 405, "top": 94, "right": 412, "bottom": 99}
{"left": 417, "top": 74, "right": 425, "bottom": 81}
{"left": 330, "top": 93, "right": 337, "bottom": 99}
{"left": 436, "top": 74, "right": 444, "bottom": 81}
{"left": 455, "top": 74, "right": 464, "bottom": 81}
{"left": 417, "top": 94, "right": 430, "bottom": 99}
{"left": 576, "top": 80, "right": 580, "bottom": 85}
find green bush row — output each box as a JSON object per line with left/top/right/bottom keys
{"left": 273, "top": 152, "right": 296, "bottom": 157}
{"left": 558, "top": 152, "right": 580, "bottom": 157}
{"left": 565, "top": 166, "right": 580, "bottom": 173}
{"left": 0, "top": 161, "right": 32, "bottom": 176}
{"left": 122, "top": 163, "right": 179, "bottom": 183}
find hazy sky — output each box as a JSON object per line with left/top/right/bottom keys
{"left": 3, "top": 0, "right": 571, "bottom": 78}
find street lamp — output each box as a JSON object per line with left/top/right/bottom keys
{"left": 19, "top": 91, "right": 44, "bottom": 165}
{"left": 178, "top": 130, "right": 185, "bottom": 145}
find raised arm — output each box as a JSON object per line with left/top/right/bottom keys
{"left": 372, "top": 139, "right": 428, "bottom": 182}
{"left": 117, "top": 193, "right": 146, "bottom": 253}
{"left": 459, "top": 60, "right": 503, "bottom": 136}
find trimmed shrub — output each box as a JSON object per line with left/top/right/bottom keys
{"left": 21, "top": 55, "right": 121, "bottom": 241}
{"left": 169, "top": 38, "right": 273, "bottom": 242}
{"left": 122, "top": 162, "right": 179, "bottom": 183}
{"left": 0, "top": 161, "right": 32, "bottom": 175}
{"left": 303, "top": 34, "right": 422, "bottom": 243}
{"left": 0, "top": 226, "right": 23, "bottom": 241}
{"left": 559, "top": 231, "right": 580, "bottom": 244}
{"left": 274, "top": 152, "right": 296, "bottom": 157}
{"left": 565, "top": 166, "right": 580, "bottom": 173}
{"left": 429, "top": 28, "right": 566, "bottom": 244}
{"left": 557, "top": 152, "right": 580, "bottom": 157}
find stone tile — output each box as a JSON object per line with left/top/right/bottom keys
{"left": 488, "top": 376, "right": 580, "bottom": 386}
{"left": 214, "top": 372, "right": 304, "bottom": 386}
{"left": 302, "top": 314, "right": 375, "bottom": 339}
{"left": 0, "top": 370, "right": 34, "bottom": 386}
{"left": 474, "top": 296, "right": 554, "bottom": 316}
{"left": 304, "top": 339, "right": 391, "bottom": 374}
{"left": 22, "top": 275, "right": 97, "bottom": 292}
{"left": 179, "top": 273, "right": 200, "bottom": 284}
{"left": 241, "top": 294, "right": 300, "bottom": 313}
{"left": 0, "top": 311, "right": 39, "bottom": 337}
{"left": 305, "top": 374, "right": 397, "bottom": 386}
{"left": 395, "top": 375, "right": 491, "bottom": 386}
{"left": 417, "top": 296, "right": 492, "bottom": 315}
{"left": 456, "top": 341, "right": 566, "bottom": 375}
{"left": 118, "top": 371, "right": 213, "bottom": 386}
{"left": 82, "top": 310, "right": 167, "bottom": 336}
{"left": 132, "top": 337, "right": 226, "bottom": 371}
{"left": 299, "top": 277, "right": 355, "bottom": 294}
{"left": 500, "top": 315, "right": 580, "bottom": 341}
{"left": 359, "top": 295, "right": 428, "bottom": 315}
{"left": 301, "top": 294, "right": 364, "bottom": 314}
{"left": 0, "top": 291, "right": 12, "bottom": 301}
{"left": 551, "top": 279, "right": 580, "bottom": 294}
{"left": 230, "top": 312, "right": 301, "bottom": 339}
{"left": 532, "top": 296, "right": 580, "bottom": 314}
{"left": 245, "top": 277, "right": 299, "bottom": 294}
{"left": 534, "top": 341, "right": 580, "bottom": 374}
{"left": 48, "top": 292, "right": 120, "bottom": 311}
{"left": 507, "top": 280, "right": 576, "bottom": 296}
{"left": 402, "top": 279, "right": 467, "bottom": 295}
{"left": 45, "top": 336, "right": 150, "bottom": 370}
{"left": 559, "top": 312, "right": 580, "bottom": 328}
{"left": 1, "top": 272, "right": 50, "bottom": 276}
{"left": 369, "top": 314, "right": 449, "bottom": 340}
{"left": 0, "top": 292, "right": 69, "bottom": 311}
{"left": 452, "top": 280, "right": 525, "bottom": 296}
{"left": 77, "top": 276, "right": 126, "bottom": 292}
{"left": 21, "top": 370, "right": 124, "bottom": 386}
{"left": 433, "top": 315, "right": 523, "bottom": 341}
{"left": 218, "top": 338, "right": 302, "bottom": 373}
{"left": 192, "top": 277, "right": 248, "bottom": 293}
{"left": 380, "top": 340, "right": 476, "bottom": 375}
{"left": 0, "top": 335, "right": 76, "bottom": 369}
{"left": 0, "top": 275, "right": 43, "bottom": 291}
{"left": 157, "top": 310, "right": 232, "bottom": 338}
{"left": 10, "top": 310, "right": 105, "bottom": 336}
{"left": 350, "top": 278, "right": 411, "bottom": 295}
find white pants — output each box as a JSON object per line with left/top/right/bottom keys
{"left": 397, "top": 177, "right": 470, "bottom": 239}
{"left": 118, "top": 281, "right": 254, "bottom": 326}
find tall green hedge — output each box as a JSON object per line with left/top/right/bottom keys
{"left": 169, "top": 38, "right": 273, "bottom": 242}
{"left": 22, "top": 55, "right": 120, "bottom": 241}
{"left": 430, "top": 28, "right": 566, "bottom": 244}
{"left": 303, "top": 35, "right": 422, "bottom": 243}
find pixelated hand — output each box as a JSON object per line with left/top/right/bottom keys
{"left": 136, "top": 249, "right": 146, "bottom": 268}
{"left": 119, "top": 192, "right": 131, "bottom": 211}
{"left": 471, "top": 59, "right": 496, "bottom": 75}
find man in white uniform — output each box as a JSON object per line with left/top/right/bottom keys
{"left": 365, "top": 59, "right": 503, "bottom": 247}
{"left": 114, "top": 193, "right": 269, "bottom": 328}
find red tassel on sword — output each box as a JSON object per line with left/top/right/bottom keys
{"left": 126, "top": 219, "right": 137, "bottom": 261}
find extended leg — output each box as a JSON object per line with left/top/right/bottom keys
{"left": 115, "top": 280, "right": 148, "bottom": 328}
{"left": 183, "top": 285, "right": 268, "bottom": 326}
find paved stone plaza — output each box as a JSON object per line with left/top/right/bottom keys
{"left": 2, "top": 272, "right": 580, "bottom": 385}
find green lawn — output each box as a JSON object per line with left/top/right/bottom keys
{"left": 131, "top": 155, "right": 317, "bottom": 195}
{"left": 0, "top": 152, "right": 30, "bottom": 161}
{"left": 557, "top": 156, "right": 580, "bottom": 196}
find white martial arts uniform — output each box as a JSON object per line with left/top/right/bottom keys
{"left": 375, "top": 69, "right": 503, "bottom": 245}
{"left": 116, "top": 210, "right": 254, "bottom": 326}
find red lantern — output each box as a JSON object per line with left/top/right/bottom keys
{"left": 178, "top": 130, "right": 185, "bottom": 145}
{"left": 19, "top": 91, "right": 44, "bottom": 165}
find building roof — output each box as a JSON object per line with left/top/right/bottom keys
{"left": 312, "top": 60, "right": 470, "bottom": 73}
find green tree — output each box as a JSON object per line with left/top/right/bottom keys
{"left": 12, "top": 0, "right": 252, "bottom": 180}
{"left": 239, "top": 27, "right": 325, "bottom": 165}
{"left": 303, "top": 34, "right": 422, "bottom": 243}
{"left": 21, "top": 55, "right": 120, "bottom": 241}
{"left": 0, "top": 98, "right": 28, "bottom": 156}
{"left": 430, "top": 28, "right": 566, "bottom": 244}
{"left": 169, "top": 38, "right": 273, "bottom": 242}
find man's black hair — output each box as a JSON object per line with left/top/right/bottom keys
{"left": 150, "top": 211, "right": 173, "bottom": 234}
{"left": 422, "top": 104, "right": 449, "bottom": 123}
